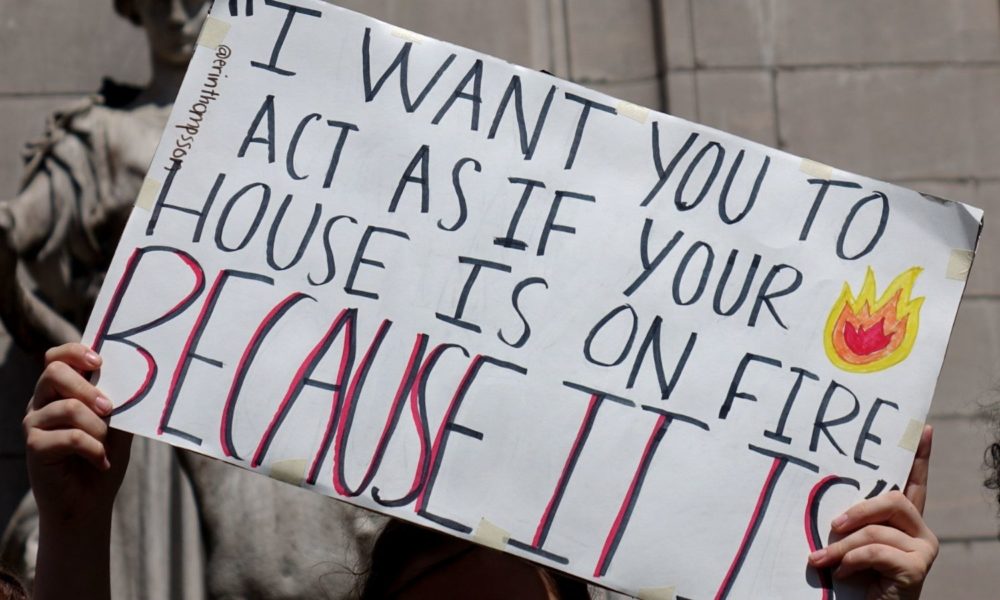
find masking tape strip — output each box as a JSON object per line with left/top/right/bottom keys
{"left": 920, "top": 192, "right": 951, "bottom": 206}
{"left": 269, "top": 459, "right": 309, "bottom": 486}
{"left": 799, "top": 158, "right": 833, "bottom": 180}
{"left": 946, "top": 249, "right": 974, "bottom": 281}
{"left": 197, "top": 17, "right": 231, "bottom": 49}
{"left": 898, "top": 419, "right": 924, "bottom": 452}
{"left": 637, "top": 586, "right": 677, "bottom": 600}
{"left": 135, "top": 178, "right": 161, "bottom": 211}
{"left": 391, "top": 27, "right": 425, "bottom": 44}
{"left": 472, "top": 518, "right": 510, "bottom": 551}
{"left": 616, "top": 101, "right": 650, "bottom": 124}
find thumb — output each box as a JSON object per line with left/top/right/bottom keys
{"left": 903, "top": 424, "right": 932, "bottom": 513}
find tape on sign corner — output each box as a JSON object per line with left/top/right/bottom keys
{"left": 616, "top": 101, "right": 650, "bottom": 124}
{"left": 898, "top": 419, "right": 925, "bottom": 452}
{"left": 269, "top": 459, "right": 309, "bottom": 487}
{"left": 472, "top": 517, "right": 510, "bottom": 551}
{"left": 799, "top": 158, "right": 834, "bottom": 180}
{"left": 920, "top": 192, "right": 952, "bottom": 206}
{"left": 197, "top": 16, "right": 231, "bottom": 49}
{"left": 134, "top": 178, "right": 161, "bottom": 211}
{"left": 946, "top": 248, "right": 974, "bottom": 281}
{"left": 391, "top": 26, "right": 426, "bottom": 44}
{"left": 637, "top": 586, "right": 677, "bottom": 600}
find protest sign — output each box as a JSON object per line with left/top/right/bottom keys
{"left": 82, "top": 1, "right": 983, "bottom": 597}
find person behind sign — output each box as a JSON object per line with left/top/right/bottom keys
{"left": 985, "top": 426, "right": 1000, "bottom": 511}
{"left": 24, "top": 342, "right": 938, "bottom": 599}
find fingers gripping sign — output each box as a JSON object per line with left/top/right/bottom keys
{"left": 24, "top": 343, "right": 133, "bottom": 522}
{"left": 807, "top": 426, "right": 937, "bottom": 600}
{"left": 34, "top": 344, "right": 110, "bottom": 412}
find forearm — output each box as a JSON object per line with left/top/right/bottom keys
{"left": 34, "top": 513, "right": 112, "bottom": 600}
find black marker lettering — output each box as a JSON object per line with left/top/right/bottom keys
{"left": 763, "top": 367, "right": 819, "bottom": 444}
{"left": 252, "top": 308, "right": 353, "bottom": 470}
{"left": 748, "top": 264, "right": 803, "bottom": 329}
{"left": 91, "top": 247, "right": 205, "bottom": 416}
{"left": 719, "top": 152, "right": 769, "bottom": 224}
{"left": 372, "top": 343, "right": 466, "bottom": 508}
{"left": 799, "top": 179, "right": 862, "bottom": 242}
{"left": 344, "top": 226, "right": 410, "bottom": 300}
{"left": 432, "top": 59, "right": 484, "bottom": 130}
{"left": 509, "top": 384, "right": 633, "bottom": 565}
{"left": 675, "top": 142, "right": 724, "bottom": 212}
{"left": 810, "top": 380, "right": 861, "bottom": 456}
{"left": 487, "top": 76, "right": 556, "bottom": 160}
{"left": 250, "top": 0, "right": 322, "bottom": 77}
{"left": 334, "top": 333, "right": 429, "bottom": 497}
{"left": 436, "top": 257, "right": 513, "bottom": 333}
{"left": 714, "top": 250, "right": 761, "bottom": 317}
{"left": 499, "top": 277, "right": 548, "bottom": 349}
{"left": 362, "top": 27, "right": 456, "bottom": 112}
{"left": 308, "top": 215, "right": 357, "bottom": 286}
{"left": 562, "top": 93, "right": 616, "bottom": 170}
{"left": 322, "top": 121, "right": 360, "bottom": 189}
{"left": 494, "top": 177, "right": 545, "bottom": 250}
{"left": 162, "top": 270, "right": 274, "bottom": 444}
{"left": 286, "top": 113, "right": 321, "bottom": 180}
{"left": 594, "top": 406, "right": 709, "bottom": 577}
{"left": 626, "top": 318, "right": 697, "bottom": 401}
{"left": 238, "top": 95, "right": 276, "bottom": 163}
{"left": 672, "top": 240, "right": 714, "bottom": 306}
{"left": 416, "top": 355, "right": 527, "bottom": 532}
{"left": 221, "top": 292, "right": 315, "bottom": 459}
{"left": 147, "top": 166, "right": 220, "bottom": 240}
{"left": 266, "top": 194, "right": 321, "bottom": 271}
{"left": 215, "top": 182, "right": 271, "bottom": 252}
{"left": 719, "top": 353, "right": 782, "bottom": 419}
{"left": 641, "top": 127, "right": 699, "bottom": 207}
{"left": 837, "top": 192, "right": 889, "bottom": 260}
{"left": 854, "top": 398, "right": 899, "bottom": 470}
{"left": 584, "top": 304, "right": 638, "bottom": 367}
{"left": 389, "top": 145, "right": 430, "bottom": 214}
{"left": 440, "top": 157, "right": 480, "bottom": 232}
{"left": 623, "top": 220, "right": 684, "bottom": 297}
{"left": 537, "top": 190, "right": 595, "bottom": 256}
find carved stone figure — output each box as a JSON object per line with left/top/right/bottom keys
{"left": 0, "top": 2, "right": 380, "bottom": 598}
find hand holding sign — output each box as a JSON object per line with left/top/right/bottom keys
{"left": 808, "top": 426, "right": 936, "bottom": 600}
{"left": 24, "top": 343, "right": 133, "bottom": 600}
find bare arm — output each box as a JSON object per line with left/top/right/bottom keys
{"left": 24, "top": 344, "right": 132, "bottom": 600}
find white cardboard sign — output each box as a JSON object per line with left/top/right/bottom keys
{"left": 83, "top": 2, "right": 983, "bottom": 597}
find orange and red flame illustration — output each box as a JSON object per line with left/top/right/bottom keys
{"left": 824, "top": 267, "right": 924, "bottom": 373}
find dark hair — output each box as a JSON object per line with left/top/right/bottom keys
{"left": 359, "top": 520, "right": 588, "bottom": 599}
{"left": 986, "top": 438, "right": 1000, "bottom": 509}
{"left": 0, "top": 567, "right": 27, "bottom": 600}
{"left": 113, "top": 0, "right": 141, "bottom": 25}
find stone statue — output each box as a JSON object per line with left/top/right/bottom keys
{"left": 0, "top": 0, "right": 189, "bottom": 351}
{"left": 0, "top": 1, "right": 381, "bottom": 598}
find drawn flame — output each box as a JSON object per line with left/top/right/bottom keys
{"left": 824, "top": 267, "right": 924, "bottom": 373}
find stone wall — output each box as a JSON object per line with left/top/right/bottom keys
{"left": 2, "top": 0, "right": 998, "bottom": 594}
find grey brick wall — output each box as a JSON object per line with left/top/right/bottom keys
{"left": 1, "top": 0, "right": 997, "bottom": 594}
